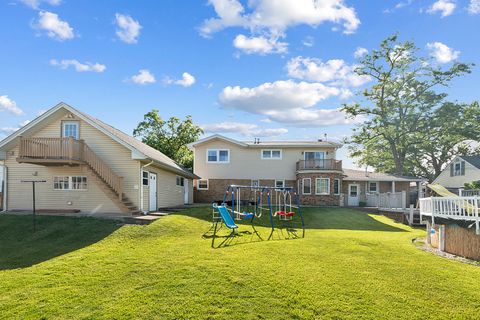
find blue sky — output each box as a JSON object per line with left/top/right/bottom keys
{"left": 0, "top": 0, "right": 479, "bottom": 169}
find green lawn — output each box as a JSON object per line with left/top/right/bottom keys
{"left": 1, "top": 208, "right": 480, "bottom": 319}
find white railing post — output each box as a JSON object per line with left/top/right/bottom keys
{"left": 409, "top": 204, "right": 414, "bottom": 225}
{"left": 402, "top": 191, "right": 407, "bottom": 210}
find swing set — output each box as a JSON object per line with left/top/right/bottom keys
{"left": 209, "top": 184, "right": 305, "bottom": 247}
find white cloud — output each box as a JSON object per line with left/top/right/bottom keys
{"left": 302, "top": 36, "right": 314, "bottom": 47}
{"left": 354, "top": 47, "right": 368, "bottom": 58}
{"left": 427, "top": 42, "right": 460, "bottom": 63}
{"left": 233, "top": 34, "right": 288, "bottom": 55}
{"left": 50, "top": 59, "right": 106, "bottom": 73}
{"left": 0, "top": 120, "right": 30, "bottom": 136}
{"left": 427, "top": 0, "right": 456, "bottom": 17}
{"left": 218, "top": 80, "right": 359, "bottom": 126}
{"left": 286, "top": 56, "right": 370, "bottom": 87}
{"left": 131, "top": 69, "right": 156, "bottom": 85}
{"left": 0, "top": 95, "right": 24, "bottom": 116}
{"left": 20, "top": 0, "right": 61, "bottom": 9}
{"left": 469, "top": 0, "right": 480, "bottom": 14}
{"left": 115, "top": 13, "right": 142, "bottom": 44}
{"left": 202, "top": 122, "right": 288, "bottom": 137}
{"left": 34, "top": 11, "right": 74, "bottom": 40}
{"left": 200, "top": 0, "right": 360, "bottom": 54}
{"left": 164, "top": 72, "right": 196, "bottom": 87}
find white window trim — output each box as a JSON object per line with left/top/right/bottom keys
{"left": 251, "top": 179, "right": 260, "bottom": 187}
{"left": 302, "top": 178, "right": 311, "bottom": 195}
{"left": 62, "top": 121, "right": 79, "bottom": 140}
{"left": 368, "top": 181, "right": 378, "bottom": 193}
{"left": 315, "top": 178, "right": 330, "bottom": 195}
{"left": 261, "top": 149, "right": 282, "bottom": 160}
{"left": 142, "top": 171, "right": 149, "bottom": 186}
{"left": 334, "top": 178, "right": 341, "bottom": 195}
{"left": 197, "top": 179, "right": 209, "bottom": 190}
{"left": 206, "top": 149, "right": 230, "bottom": 164}
{"left": 53, "top": 176, "right": 87, "bottom": 191}
{"left": 275, "top": 179, "right": 285, "bottom": 190}
{"left": 303, "top": 151, "right": 326, "bottom": 161}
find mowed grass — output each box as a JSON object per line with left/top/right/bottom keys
{"left": 1, "top": 208, "right": 480, "bottom": 319}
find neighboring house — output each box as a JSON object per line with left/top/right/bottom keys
{"left": 432, "top": 155, "right": 480, "bottom": 191}
{"left": 188, "top": 134, "right": 422, "bottom": 206}
{"left": 0, "top": 102, "right": 196, "bottom": 216}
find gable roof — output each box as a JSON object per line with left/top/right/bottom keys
{"left": 188, "top": 134, "right": 342, "bottom": 149}
{"left": 0, "top": 102, "right": 197, "bottom": 179}
{"left": 343, "top": 169, "right": 423, "bottom": 182}
{"left": 460, "top": 155, "right": 480, "bottom": 169}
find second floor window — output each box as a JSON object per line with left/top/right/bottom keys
{"left": 261, "top": 150, "right": 282, "bottom": 159}
{"left": 207, "top": 149, "right": 229, "bottom": 163}
{"left": 451, "top": 160, "right": 465, "bottom": 176}
{"left": 62, "top": 121, "right": 79, "bottom": 140}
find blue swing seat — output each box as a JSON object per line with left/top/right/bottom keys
{"left": 240, "top": 212, "right": 255, "bottom": 219}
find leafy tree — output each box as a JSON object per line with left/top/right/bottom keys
{"left": 133, "top": 110, "right": 203, "bottom": 170}
{"left": 342, "top": 34, "right": 474, "bottom": 179}
{"left": 464, "top": 181, "right": 480, "bottom": 190}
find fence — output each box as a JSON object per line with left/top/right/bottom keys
{"left": 365, "top": 191, "right": 407, "bottom": 210}
{"left": 460, "top": 189, "right": 480, "bottom": 197}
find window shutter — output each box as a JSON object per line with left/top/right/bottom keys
{"left": 450, "top": 163, "right": 454, "bottom": 177}
{"left": 461, "top": 161, "right": 465, "bottom": 175}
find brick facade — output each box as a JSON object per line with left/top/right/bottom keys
{"left": 296, "top": 172, "right": 343, "bottom": 206}
{"left": 194, "top": 179, "right": 296, "bottom": 204}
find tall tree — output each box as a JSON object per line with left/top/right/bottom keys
{"left": 133, "top": 110, "right": 203, "bottom": 170}
{"left": 342, "top": 34, "right": 474, "bottom": 178}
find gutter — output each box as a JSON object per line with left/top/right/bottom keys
{"left": 139, "top": 160, "right": 154, "bottom": 215}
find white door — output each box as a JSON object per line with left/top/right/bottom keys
{"left": 149, "top": 173, "right": 157, "bottom": 211}
{"left": 184, "top": 179, "right": 189, "bottom": 204}
{"left": 348, "top": 184, "right": 360, "bottom": 206}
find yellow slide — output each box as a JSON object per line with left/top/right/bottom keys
{"left": 427, "top": 184, "right": 460, "bottom": 197}
{"left": 427, "top": 184, "right": 476, "bottom": 215}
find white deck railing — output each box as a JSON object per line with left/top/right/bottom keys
{"left": 419, "top": 197, "right": 480, "bottom": 234}
{"left": 460, "top": 189, "right": 480, "bottom": 197}
{"left": 366, "top": 191, "right": 407, "bottom": 210}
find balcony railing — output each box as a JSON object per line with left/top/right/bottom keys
{"left": 18, "top": 137, "right": 123, "bottom": 200}
{"left": 296, "top": 159, "right": 342, "bottom": 171}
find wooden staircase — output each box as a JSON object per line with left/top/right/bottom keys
{"left": 18, "top": 137, "right": 141, "bottom": 215}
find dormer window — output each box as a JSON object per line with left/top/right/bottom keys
{"left": 62, "top": 121, "right": 79, "bottom": 140}
{"left": 450, "top": 159, "right": 465, "bottom": 177}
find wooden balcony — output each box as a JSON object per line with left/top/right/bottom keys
{"left": 296, "top": 159, "right": 342, "bottom": 171}
{"left": 17, "top": 137, "right": 124, "bottom": 200}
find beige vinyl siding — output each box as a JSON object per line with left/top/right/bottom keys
{"left": 194, "top": 139, "right": 337, "bottom": 180}
{"left": 433, "top": 159, "right": 480, "bottom": 188}
{"left": 142, "top": 164, "right": 190, "bottom": 209}
{"left": 4, "top": 149, "right": 123, "bottom": 213}
{"left": 5, "top": 109, "right": 140, "bottom": 213}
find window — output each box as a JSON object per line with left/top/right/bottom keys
{"left": 142, "top": 171, "right": 149, "bottom": 186}
{"left": 198, "top": 179, "right": 209, "bottom": 190}
{"left": 304, "top": 151, "right": 326, "bottom": 168}
{"left": 302, "top": 178, "right": 311, "bottom": 195}
{"left": 368, "top": 182, "right": 378, "bottom": 193}
{"left": 54, "top": 176, "right": 69, "bottom": 190}
{"left": 315, "top": 178, "right": 330, "bottom": 195}
{"left": 251, "top": 179, "right": 260, "bottom": 187}
{"left": 451, "top": 160, "right": 465, "bottom": 176}
{"left": 275, "top": 179, "right": 285, "bottom": 190}
{"left": 207, "top": 149, "right": 230, "bottom": 163}
{"left": 334, "top": 179, "right": 340, "bottom": 195}
{"left": 261, "top": 149, "right": 282, "bottom": 160}
{"left": 54, "top": 176, "right": 87, "bottom": 190}
{"left": 62, "top": 121, "right": 79, "bottom": 140}
{"left": 176, "top": 176, "right": 185, "bottom": 187}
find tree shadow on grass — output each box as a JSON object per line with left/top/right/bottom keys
{"left": 0, "top": 214, "right": 122, "bottom": 270}
{"left": 176, "top": 206, "right": 408, "bottom": 235}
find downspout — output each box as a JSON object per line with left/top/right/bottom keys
{"left": 139, "top": 160, "right": 154, "bottom": 215}
{"left": 1, "top": 165, "right": 7, "bottom": 212}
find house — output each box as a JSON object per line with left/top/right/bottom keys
{"left": 188, "top": 134, "right": 422, "bottom": 206}
{"left": 432, "top": 155, "right": 480, "bottom": 192}
{"left": 0, "top": 102, "right": 196, "bottom": 216}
